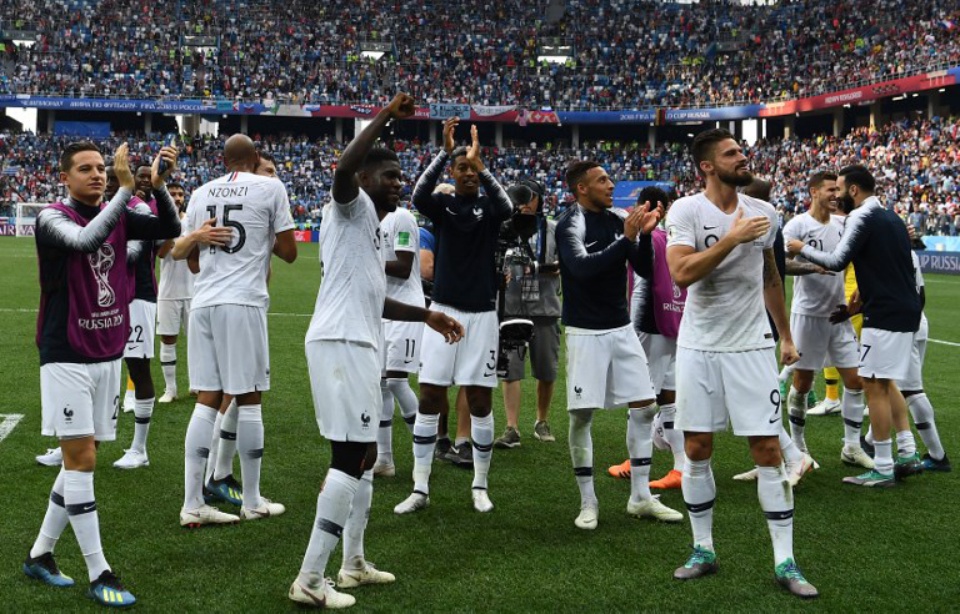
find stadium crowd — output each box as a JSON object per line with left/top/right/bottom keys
{"left": 1, "top": 0, "right": 959, "bottom": 108}
{"left": 3, "top": 117, "right": 960, "bottom": 234}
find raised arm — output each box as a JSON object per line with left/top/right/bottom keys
{"left": 36, "top": 186, "right": 133, "bottom": 253}
{"left": 333, "top": 93, "right": 415, "bottom": 206}
{"left": 411, "top": 151, "right": 448, "bottom": 217}
{"left": 465, "top": 124, "right": 512, "bottom": 221}
{"left": 126, "top": 147, "right": 184, "bottom": 242}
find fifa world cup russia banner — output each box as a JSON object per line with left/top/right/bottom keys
{"left": 1, "top": 66, "right": 957, "bottom": 123}
{"left": 759, "top": 69, "right": 959, "bottom": 117}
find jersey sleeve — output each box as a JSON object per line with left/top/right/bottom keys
{"left": 781, "top": 216, "right": 802, "bottom": 243}
{"left": 272, "top": 181, "right": 296, "bottom": 233}
{"left": 393, "top": 212, "right": 419, "bottom": 254}
{"left": 762, "top": 205, "right": 778, "bottom": 249}
{"left": 419, "top": 228, "right": 435, "bottom": 253}
{"left": 665, "top": 201, "right": 696, "bottom": 249}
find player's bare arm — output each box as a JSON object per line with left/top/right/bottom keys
{"left": 171, "top": 218, "right": 232, "bottom": 261}
{"left": 333, "top": 93, "right": 415, "bottom": 205}
{"left": 383, "top": 298, "right": 464, "bottom": 343}
{"left": 272, "top": 230, "right": 297, "bottom": 263}
{"left": 785, "top": 257, "right": 833, "bottom": 276}
{"left": 762, "top": 247, "right": 799, "bottom": 364}
{"left": 668, "top": 208, "right": 768, "bottom": 288}
{"left": 385, "top": 250, "right": 414, "bottom": 279}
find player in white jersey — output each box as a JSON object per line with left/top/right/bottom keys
{"left": 781, "top": 171, "right": 873, "bottom": 469}
{"left": 203, "top": 156, "right": 281, "bottom": 508}
{"left": 289, "top": 94, "right": 463, "bottom": 608}
{"left": 172, "top": 135, "right": 298, "bottom": 527}
{"left": 666, "top": 129, "right": 817, "bottom": 598}
{"left": 155, "top": 183, "right": 193, "bottom": 403}
{"left": 374, "top": 206, "right": 425, "bottom": 477}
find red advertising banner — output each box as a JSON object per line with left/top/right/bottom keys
{"left": 759, "top": 70, "right": 957, "bottom": 117}
{"left": 293, "top": 230, "right": 313, "bottom": 243}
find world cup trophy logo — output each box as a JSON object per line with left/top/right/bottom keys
{"left": 88, "top": 244, "right": 116, "bottom": 308}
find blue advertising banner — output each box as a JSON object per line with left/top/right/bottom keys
{"left": 917, "top": 250, "right": 960, "bottom": 275}
{"left": 429, "top": 103, "right": 472, "bottom": 119}
{"left": 54, "top": 121, "right": 111, "bottom": 138}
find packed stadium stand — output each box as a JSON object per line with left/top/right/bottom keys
{"left": 0, "top": 0, "right": 959, "bottom": 108}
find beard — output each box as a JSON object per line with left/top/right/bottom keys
{"left": 837, "top": 193, "right": 856, "bottom": 214}
{"left": 717, "top": 166, "right": 754, "bottom": 187}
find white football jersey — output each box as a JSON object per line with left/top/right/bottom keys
{"left": 158, "top": 216, "right": 195, "bottom": 301}
{"left": 186, "top": 172, "right": 294, "bottom": 310}
{"left": 666, "top": 192, "right": 778, "bottom": 352}
{"left": 782, "top": 212, "right": 846, "bottom": 318}
{"left": 381, "top": 208, "right": 424, "bottom": 307}
{"left": 305, "top": 189, "right": 386, "bottom": 349}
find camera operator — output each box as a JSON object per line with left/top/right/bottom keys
{"left": 494, "top": 180, "right": 561, "bottom": 448}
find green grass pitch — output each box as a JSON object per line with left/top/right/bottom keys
{"left": 0, "top": 239, "right": 958, "bottom": 612}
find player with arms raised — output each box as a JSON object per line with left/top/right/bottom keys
{"left": 290, "top": 93, "right": 463, "bottom": 608}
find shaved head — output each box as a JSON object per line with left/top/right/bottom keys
{"left": 223, "top": 134, "right": 258, "bottom": 172}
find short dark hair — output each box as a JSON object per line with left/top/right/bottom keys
{"left": 808, "top": 170, "right": 838, "bottom": 191}
{"left": 838, "top": 165, "right": 875, "bottom": 194}
{"left": 691, "top": 128, "right": 735, "bottom": 177}
{"left": 742, "top": 177, "right": 772, "bottom": 201}
{"left": 360, "top": 147, "right": 400, "bottom": 171}
{"left": 60, "top": 141, "right": 101, "bottom": 172}
{"left": 258, "top": 151, "right": 276, "bottom": 164}
{"left": 167, "top": 182, "right": 184, "bottom": 190}
{"left": 565, "top": 160, "right": 601, "bottom": 194}
{"left": 449, "top": 146, "right": 469, "bottom": 165}
{"left": 637, "top": 186, "right": 670, "bottom": 207}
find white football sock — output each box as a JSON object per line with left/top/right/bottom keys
{"left": 896, "top": 430, "right": 916, "bottom": 458}
{"left": 377, "top": 380, "right": 394, "bottom": 465}
{"left": 411, "top": 413, "right": 438, "bottom": 495}
{"left": 778, "top": 427, "right": 804, "bottom": 465}
{"left": 907, "top": 393, "right": 945, "bottom": 460}
{"left": 183, "top": 404, "right": 217, "bottom": 510}
{"left": 160, "top": 342, "right": 177, "bottom": 395}
{"left": 205, "top": 411, "right": 223, "bottom": 484}
{"left": 131, "top": 397, "right": 154, "bottom": 453}
{"left": 787, "top": 387, "right": 807, "bottom": 451}
{"left": 31, "top": 468, "right": 68, "bottom": 558}
{"left": 299, "top": 470, "right": 358, "bottom": 583}
{"left": 64, "top": 470, "right": 110, "bottom": 582}
{"left": 471, "top": 413, "right": 494, "bottom": 490}
{"left": 237, "top": 404, "right": 264, "bottom": 509}
{"left": 659, "top": 403, "right": 685, "bottom": 471}
{"left": 569, "top": 409, "right": 596, "bottom": 506}
{"left": 627, "top": 406, "right": 656, "bottom": 503}
{"left": 757, "top": 464, "right": 794, "bottom": 567}
{"left": 682, "top": 457, "right": 715, "bottom": 551}
{"left": 874, "top": 439, "right": 894, "bottom": 475}
{"left": 841, "top": 388, "right": 866, "bottom": 448}
{"left": 214, "top": 400, "right": 238, "bottom": 481}
{"left": 387, "top": 378, "right": 419, "bottom": 432}
{"left": 341, "top": 470, "right": 373, "bottom": 570}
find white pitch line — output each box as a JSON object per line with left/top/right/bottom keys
{"left": 0, "top": 414, "right": 24, "bottom": 443}
{"left": 929, "top": 338, "right": 960, "bottom": 348}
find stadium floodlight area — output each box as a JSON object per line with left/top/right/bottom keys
{"left": 15, "top": 203, "right": 46, "bottom": 238}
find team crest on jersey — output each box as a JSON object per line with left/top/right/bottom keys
{"left": 360, "top": 411, "right": 371, "bottom": 429}
{"left": 88, "top": 244, "right": 117, "bottom": 307}
{"left": 473, "top": 205, "right": 484, "bottom": 220}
